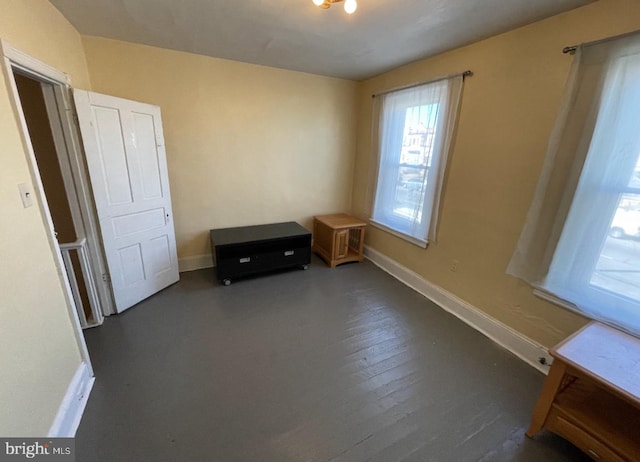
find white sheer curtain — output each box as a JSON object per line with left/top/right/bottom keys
{"left": 371, "top": 75, "right": 463, "bottom": 244}
{"left": 508, "top": 32, "right": 640, "bottom": 335}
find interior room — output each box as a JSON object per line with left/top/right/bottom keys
{"left": 1, "top": 0, "right": 639, "bottom": 460}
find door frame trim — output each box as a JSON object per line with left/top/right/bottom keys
{"left": 41, "top": 76, "right": 116, "bottom": 319}
{"left": 0, "top": 40, "right": 94, "bottom": 372}
{"left": 1, "top": 42, "right": 69, "bottom": 84}
{"left": 1, "top": 40, "right": 116, "bottom": 319}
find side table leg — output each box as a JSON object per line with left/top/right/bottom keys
{"left": 526, "top": 361, "right": 567, "bottom": 437}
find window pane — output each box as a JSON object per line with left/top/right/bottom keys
{"left": 372, "top": 76, "right": 462, "bottom": 243}
{"left": 387, "top": 104, "right": 438, "bottom": 224}
{"left": 591, "top": 193, "right": 640, "bottom": 301}
{"left": 393, "top": 165, "right": 426, "bottom": 221}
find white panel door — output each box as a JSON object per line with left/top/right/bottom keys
{"left": 74, "top": 90, "right": 179, "bottom": 312}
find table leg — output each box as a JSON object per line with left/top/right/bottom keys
{"left": 526, "top": 361, "right": 567, "bottom": 437}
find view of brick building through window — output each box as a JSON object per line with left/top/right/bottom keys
{"left": 392, "top": 105, "right": 438, "bottom": 222}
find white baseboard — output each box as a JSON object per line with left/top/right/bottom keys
{"left": 48, "top": 361, "right": 94, "bottom": 437}
{"left": 178, "top": 254, "right": 213, "bottom": 272}
{"left": 364, "top": 246, "right": 552, "bottom": 374}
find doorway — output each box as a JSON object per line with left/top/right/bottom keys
{"left": 2, "top": 43, "right": 116, "bottom": 330}
{"left": 3, "top": 41, "right": 180, "bottom": 327}
{"left": 13, "top": 72, "right": 103, "bottom": 327}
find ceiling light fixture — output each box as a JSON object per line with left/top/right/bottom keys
{"left": 312, "top": 0, "right": 358, "bottom": 15}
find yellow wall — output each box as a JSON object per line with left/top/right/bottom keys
{"left": 81, "top": 37, "right": 358, "bottom": 260}
{"left": 0, "top": 1, "right": 91, "bottom": 435}
{"left": 352, "top": 0, "right": 640, "bottom": 347}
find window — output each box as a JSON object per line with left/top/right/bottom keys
{"left": 545, "top": 48, "right": 640, "bottom": 333}
{"left": 371, "top": 75, "right": 463, "bottom": 245}
{"left": 508, "top": 33, "right": 640, "bottom": 335}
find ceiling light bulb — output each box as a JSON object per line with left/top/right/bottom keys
{"left": 344, "top": 0, "right": 357, "bottom": 14}
{"left": 312, "top": 0, "right": 324, "bottom": 6}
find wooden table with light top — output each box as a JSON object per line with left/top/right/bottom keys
{"left": 526, "top": 321, "right": 640, "bottom": 461}
{"left": 312, "top": 213, "right": 366, "bottom": 268}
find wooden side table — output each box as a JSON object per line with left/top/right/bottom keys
{"left": 312, "top": 214, "right": 366, "bottom": 268}
{"left": 527, "top": 322, "right": 640, "bottom": 461}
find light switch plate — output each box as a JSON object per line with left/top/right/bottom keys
{"left": 18, "top": 183, "right": 34, "bottom": 208}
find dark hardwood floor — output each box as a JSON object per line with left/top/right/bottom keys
{"left": 76, "top": 256, "right": 589, "bottom": 461}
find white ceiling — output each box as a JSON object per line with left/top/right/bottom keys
{"left": 50, "top": 0, "right": 595, "bottom": 81}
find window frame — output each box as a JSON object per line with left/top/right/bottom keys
{"left": 370, "top": 75, "right": 462, "bottom": 246}
{"left": 537, "top": 46, "right": 640, "bottom": 333}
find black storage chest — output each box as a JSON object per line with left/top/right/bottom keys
{"left": 210, "top": 222, "right": 311, "bottom": 285}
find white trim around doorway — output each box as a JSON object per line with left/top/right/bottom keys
{"left": 1, "top": 40, "right": 116, "bottom": 319}
{"left": 0, "top": 40, "right": 96, "bottom": 369}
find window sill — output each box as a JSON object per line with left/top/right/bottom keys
{"left": 369, "top": 219, "right": 428, "bottom": 248}
{"left": 533, "top": 286, "right": 640, "bottom": 338}
{"left": 532, "top": 287, "right": 582, "bottom": 314}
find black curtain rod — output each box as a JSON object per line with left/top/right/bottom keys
{"left": 371, "top": 70, "right": 473, "bottom": 98}
{"left": 563, "top": 28, "right": 640, "bottom": 55}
